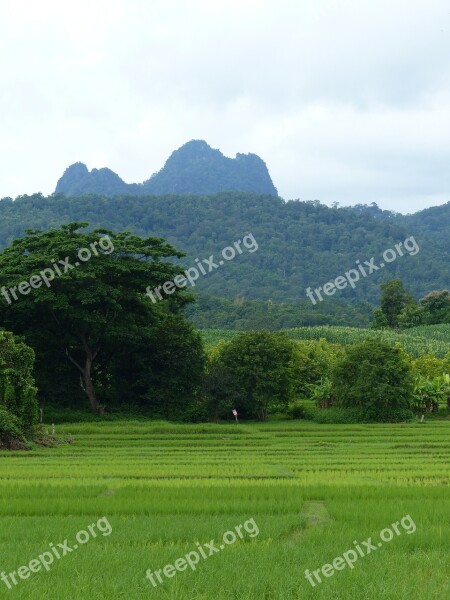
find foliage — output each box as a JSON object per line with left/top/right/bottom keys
{"left": 203, "top": 357, "right": 239, "bottom": 422}
{"left": 135, "top": 315, "right": 206, "bottom": 421}
{"left": 412, "top": 375, "right": 450, "bottom": 414}
{"left": 218, "top": 331, "right": 295, "bottom": 421}
{"left": 372, "top": 279, "right": 416, "bottom": 329}
{"left": 415, "top": 290, "right": 450, "bottom": 325}
{"left": 307, "top": 378, "right": 335, "bottom": 408}
{"left": 309, "top": 406, "right": 368, "bottom": 424}
{"left": 186, "top": 294, "right": 372, "bottom": 329}
{"left": 0, "top": 405, "right": 24, "bottom": 448}
{"left": 332, "top": 338, "right": 414, "bottom": 422}
{"left": 287, "top": 401, "right": 312, "bottom": 420}
{"left": 0, "top": 329, "right": 38, "bottom": 433}
{"left": 411, "top": 354, "right": 450, "bottom": 379}
{"left": 397, "top": 289, "right": 450, "bottom": 329}
{"left": 290, "top": 340, "right": 343, "bottom": 396}
{"left": 0, "top": 223, "right": 198, "bottom": 414}
{"left": 1, "top": 192, "right": 449, "bottom": 326}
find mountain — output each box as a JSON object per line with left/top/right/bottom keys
{"left": 55, "top": 140, "right": 278, "bottom": 197}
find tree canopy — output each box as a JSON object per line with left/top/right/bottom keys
{"left": 0, "top": 223, "right": 201, "bottom": 414}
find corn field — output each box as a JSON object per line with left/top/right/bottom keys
{"left": 201, "top": 325, "right": 450, "bottom": 357}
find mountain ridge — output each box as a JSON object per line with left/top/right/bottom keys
{"left": 55, "top": 140, "right": 278, "bottom": 197}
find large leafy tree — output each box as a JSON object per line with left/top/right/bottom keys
{"left": 332, "top": 338, "right": 413, "bottom": 421}
{"left": 0, "top": 223, "right": 194, "bottom": 413}
{"left": 372, "top": 279, "right": 416, "bottom": 329}
{"left": 419, "top": 290, "right": 450, "bottom": 324}
{"left": 218, "top": 331, "right": 295, "bottom": 421}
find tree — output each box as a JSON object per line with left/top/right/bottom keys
{"left": 0, "top": 330, "right": 38, "bottom": 442}
{"left": 411, "top": 376, "right": 448, "bottom": 414}
{"left": 419, "top": 290, "right": 450, "bottom": 324}
{"left": 332, "top": 338, "right": 413, "bottom": 421}
{"left": 0, "top": 223, "right": 194, "bottom": 413}
{"left": 119, "top": 313, "right": 205, "bottom": 420}
{"left": 203, "top": 342, "right": 242, "bottom": 422}
{"left": 290, "top": 339, "right": 343, "bottom": 397}
{"left": 373, "top": 280, "right": 416, "bottom": 329}
{"left": 219, "top": 331, "right": 295, "bottom": 421}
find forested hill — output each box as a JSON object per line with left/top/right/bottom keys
{"left": 0, "top": 192, "right": 448, "bottom": 313}
{"left": 55, "top": 140, "right": 278, "bottom": 197}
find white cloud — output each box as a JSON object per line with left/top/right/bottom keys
{"left": 1, "top": 0, "right": 449, "bottom": 212}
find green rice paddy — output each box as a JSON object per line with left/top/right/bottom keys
{"left": 0, "top": 419, "right": 448, "bottom": 599}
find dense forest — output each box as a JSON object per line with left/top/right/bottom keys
{"left": 0, "top": 191, "right": 449, "bottom": 327}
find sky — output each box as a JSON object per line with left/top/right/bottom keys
{"left": 1, "top": 0, "right": 450, "bottom": 213}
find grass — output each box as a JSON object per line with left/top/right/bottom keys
{"left": 0, "top": 419, "right": 448, "bottom": 599}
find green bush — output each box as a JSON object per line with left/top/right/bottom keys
{"left": 332, "top": 338, "right": 414, "bottom": 422}
{"left": 308, "top": 377, "right": 335, "bottom": 408}
{"left": 219, "top": 331, "right": 295, "bottom": 421}
{"left": 180, "top": 399, "right": 209, "bottom": 423}
{"left": 291, "top": 339, "right": 343, "bottom": 396}
{"left": 0, "top": 330, "right": 38, "bottom": 439}
{"left": 0, "top": 406, "right": 24, "bottom": 448}
{"left": 287, "top": 401, "right": 313, "bottom": 420}
{"left": 412, "top": 375, "right": 450, "bottom": 413}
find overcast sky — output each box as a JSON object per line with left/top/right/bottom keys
{"left": 1, "top": 0, "right": 449, "bottom": 213}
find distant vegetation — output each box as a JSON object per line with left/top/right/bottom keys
{"left": 201, "top": 324, "right": 450, "bottom": 357}
{"left": 1, "top": 223, "right": 450, "bottom": 435}
{"left": 1, "top": 192, "right": 449, "bottom": 328}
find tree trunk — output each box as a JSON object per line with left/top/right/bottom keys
{"left": 65, "top": 341, "right": 104, "bottom": 414}
{"left": 80, "top": 358, "right": 104, "bottom": 414}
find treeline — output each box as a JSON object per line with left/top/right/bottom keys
{"left": 373, "top": 280, "right": 450, "bottom": 329}
{"left": 1, "top": 225, "right": 449, "bottom": 448}
{"left": 0, "top": 193, "right": 449, "bottom": 317}
{"left": 186, "top": 295, "right": 372, "bottom": 329}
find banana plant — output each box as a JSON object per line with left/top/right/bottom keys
{"left": 412, "top": 375, "right": 448, "bottom": 413}
{"left": 308, "top": 378, "right": 334, "bottom": 408}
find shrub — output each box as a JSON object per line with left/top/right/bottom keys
{"left": 180, "top": 399, "right": 209, "bottom": 423}
{"left": 0, "top": 406, "right": 24, "bottom": 448}
{"left": 0, "top": 330, "right": 38, "bottom": 436}
{"left": 287, "top": 401, "right": 313, "bottom": 420}
{"left": 308, "top": 377, "right": 335, "bottom": 408}
{"left": 291, "top": 339, "right": 343, "bottom": 396}
{"left": 219, "top": 331, "right": 295, "bottom": 421}
{"left": 412, "top": 354, "right": 450, "bottom": 380}
{"left": 332, "top": 338, "right": 414, "bottom": 422}
{"left": 412, "top": 375, "right": 450, "bottom": 413}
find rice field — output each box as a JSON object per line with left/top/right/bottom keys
{"left": 0, "top": 419, "right": 448, "bottom": 599}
